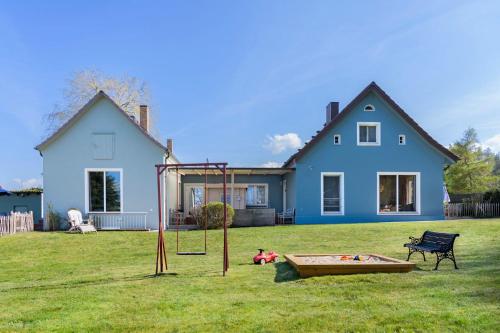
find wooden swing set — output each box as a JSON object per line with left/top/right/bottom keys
{"left": 154, "top": 162, "right": 229, "bottom": 276}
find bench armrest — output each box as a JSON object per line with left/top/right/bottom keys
{"left": 408, "top": 236, "right": 422, "bottom": 245}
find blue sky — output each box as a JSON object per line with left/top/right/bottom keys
{"left": 1, "top": 0, "right": 499, "bottom": 189}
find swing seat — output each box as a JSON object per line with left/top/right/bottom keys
{"left": 176, "top": 251, "right": 207, "bottom": 255}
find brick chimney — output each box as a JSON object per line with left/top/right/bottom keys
{"left": 167, "top": 138, "right": 173, "bottom": 153}
{"left": 139, "top": 105, "right": 149, "bottom": 132}
{"left": 326, "top": 102, "right": 339, "bottom": 124}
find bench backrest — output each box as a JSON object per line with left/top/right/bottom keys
{"left": 421, "top": 230, "right": 459, "bottom": 251}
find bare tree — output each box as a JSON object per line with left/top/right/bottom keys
{"left": 45, "top": 69, "right": 152, "bottom": 134}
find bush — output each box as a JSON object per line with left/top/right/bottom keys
{"left": 196, "top": 202, "right": 234, "bottom": 229}
{"left": 47, "top": 203, "right": 61, "bottom": 231}
{"left": 484, "top": 189, "right": 500, "bottom": 203}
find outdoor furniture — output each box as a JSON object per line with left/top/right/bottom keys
{"left": 67, "top": 209, "right": 97, "bottom": 233}
{"left": 404, "top": 230, "right": 459, "bottom": 270}
{"left": 277, "top": 208, "right": 295, "bottom": 224}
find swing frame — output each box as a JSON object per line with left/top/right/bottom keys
{"left": 154, "top": 162, "right": 229, "bottom": 276}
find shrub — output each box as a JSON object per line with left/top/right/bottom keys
{"left": 47, "top": 203, "right": 61, "bottom": 231}
{"left": 484, "top": 189, "right": 500, "bottom": 203}
{"left": 196, "top": 202, "right": 234, "bottom": 229}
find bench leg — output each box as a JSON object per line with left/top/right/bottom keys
{"left": 407, "top": 249, "right": 426, "bottom": 262}
{"left": 434, "top": 250, "right": 458, "bottom": 270}
{"left": 451, "top": 249, "right": 458, "bottom": 269}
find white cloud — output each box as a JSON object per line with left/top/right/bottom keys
{"left": 12, "top": 178, "right": 42, "bottom": 190}
{"left": 260, "top": 161, "right": 281, "bottom": 168}
{"left": 264, "top": 133, "right": 302, "bottom": 155}
{"left": 481, "top": 134, "right": 500, "bottom": 153}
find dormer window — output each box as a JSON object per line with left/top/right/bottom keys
{"left": 333, "top": 134, "right": 341, "bottom": 145}
{"left": 364, "top": 104, "right": 375, "bottom": 112}
{"left": 399, "top": 135, "right": 406, "bottom": 145}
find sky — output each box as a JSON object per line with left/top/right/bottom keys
{"left": 1, "top": 0, "right": 499, "bottom": 189}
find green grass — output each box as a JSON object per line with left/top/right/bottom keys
{"left": 0, "top": 219, "right": 499, "bottom": 332}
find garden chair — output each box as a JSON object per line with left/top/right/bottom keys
{"left": 277, "top": 208, "right": 295, "bottom": 224}
{"left": 67, "top": 209, "right": 97, "bottom": 233}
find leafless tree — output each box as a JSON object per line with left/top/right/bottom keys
{"left": 45, "top": 69, "right": 153, "bottom": 134}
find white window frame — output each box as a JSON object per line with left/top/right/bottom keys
{"left": 85, "top": 168, "right": 123, "bottom": 213}
{"left": 357, "top": 122, "right": 381, "bottom": 146}
{"left": 376, "top": 172, "right": 420, "bottom": 216}
{"left": 399, "top": 134, "right": 406, "bottom": 145}
{"left": 333, "top": 134, "right": 341, "bottom": 145}
{"left": 364, "top": 104, "right": 375, "bottom": 112}
{"left": 246, "top": 183, "right": 269, "bottom": 207}
{"left": 321, "top": 172, "right": 344, "bottom": 216}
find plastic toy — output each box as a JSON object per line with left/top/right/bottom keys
{"left": 253, "top": 249, "right": 279, "bottom": 265}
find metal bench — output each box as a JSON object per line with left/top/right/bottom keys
{"left": 404, "top": 230, "right": 459, "bottom": 270}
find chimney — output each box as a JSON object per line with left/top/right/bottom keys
{"left": 167, "top": 138, "right": 173, "bottom": 153}
{"left": 139, "top": 105, "right": 149, "bottom": 132}
{"left": 326, "top": 102, "right": 339, "bottom": 124}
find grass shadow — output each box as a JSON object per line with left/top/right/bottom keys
{"left": 274, "top": 262, "right": 300, "bottom": 283}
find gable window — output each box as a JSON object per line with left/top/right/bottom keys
{"left": 333, "top": 134, "right": 341, "bottom": 145}
{"left": 364, "top": 104, "right": 375, "bottom": 112}
{"left": 321, "top": 172, "right": 344, "bottom": 215}
{"left": 85, "top": 169, "right": 122, "bottom": 212}
{"left": 246, "top": 184, "right": 268, "bottom": 207}
{"left": 377, "top": 172, "right": 420, "bottom": 215}
{"left": 92, "top": 133, "right": 115, "bottom": 160}
{"left": 357, "top": 122, "right": 381, "bottom": 146}
{"left": 399, "top": 135, "right": 406, "bottom": 145}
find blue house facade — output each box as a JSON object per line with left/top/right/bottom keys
{"left": 36, "top": 82, "right": 456, "bottom": 229}
{"left": 283, "top": 82, "right": 458, "bottom": 223}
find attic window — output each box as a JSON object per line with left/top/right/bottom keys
{"left": 92, "top": 133, "right": 115, "bottom": 160}
{"left": 333, "top": 134, "right": 341, "bottom": 145}
{"left": 399, "top": 135, "right": 406, "bottom": 145}
{"left": 364, "top": 104, "right": 375, "bottom": 112}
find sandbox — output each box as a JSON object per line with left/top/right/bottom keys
{"left": 284, "top": 254, "right": 415, "bottom": 277}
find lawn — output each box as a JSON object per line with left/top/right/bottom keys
{"left": 0, "top": 219, "right": 499, "bottom": 332}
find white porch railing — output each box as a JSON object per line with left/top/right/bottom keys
{"left": 89, "top": 212, "right": 148, "bottom": 230}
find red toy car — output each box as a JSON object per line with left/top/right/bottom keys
{"left": 253, "top": 249, "right": 279, "bottom": 265}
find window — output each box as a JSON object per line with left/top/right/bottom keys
{"left": 92, "top": 133, "right": 115, "bottom": 159}
{"left": 191, "top": 187, "right": 204, "bottom": 207}
{"left": 364, "top": 104, "right": 375, "bottom": 112}
{"left": 399, "top": 135, "right": 406, "bottom": 145}
{"left": 321, "top": 172, "right": 344, "bottom": 215}
{"left": 357, "top": 122, "right": 381, "bottom": 146}
{"left": 377, "top": 172, "right": 420, "bottom": 215}
{"left": 86, "top": 169, "right": 122, "bottom": 212}
{"left": 333, "top": 134, "right": 341, "bottom": 145}
{"left": 246, "top": 184, "right": 267, "bottom": 207}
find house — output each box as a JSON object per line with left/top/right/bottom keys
{"left": 179, "top": 82, "right": 457, "bottom": 224}
{"left": 0, "top": 187, "right": 42, "bottom": 224}
{"left": 36, "top": 82, "right": 457, "bottom": 230}
{"left": 36, "top": 91, "right": 178, "bottom": 230}
{"left": 282, "top": 82, "right": 458, "bottom": 223}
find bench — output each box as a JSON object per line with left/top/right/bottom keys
{"left": 404, "top": 230, "right": 459, "bottom": 270}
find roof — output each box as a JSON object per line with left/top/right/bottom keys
{"left": 175, "top": 167, "right": 294, "bottom": 176}
{"left": 283, "top": 81, "right": 459, "bottom": 167}
{"left": 11, "top": 188, "right": 43, "bottom": 195}
{"left": 35, "top": 91, "right": 169, "bottom": 154}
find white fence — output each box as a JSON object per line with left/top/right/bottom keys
{"left": 89, "top": 212, "right": 149, "bottom": 230}
{"left": 445, "top": 203, "right": 500, "bottom": 218}
{"left": 0, "top": 211, "right": 34, "bottom": 236}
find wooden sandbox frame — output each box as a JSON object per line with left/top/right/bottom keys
{"left": 284, "top": 254, "right": 415, "bottom": 277}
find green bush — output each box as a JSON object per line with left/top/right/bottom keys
{"left": 196, "top": 202, "right": 234, "bottom": 229}
{"left": 47, "top": 203, "right": 61, "bottom": 231}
